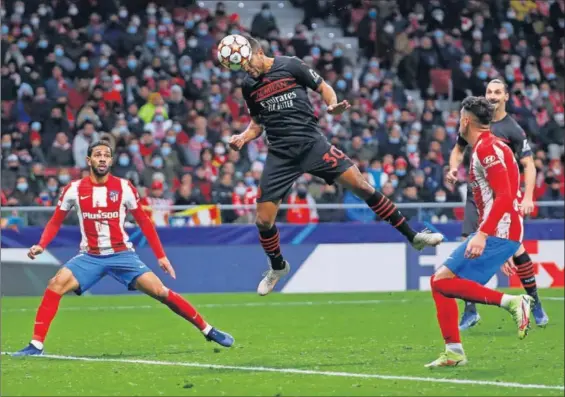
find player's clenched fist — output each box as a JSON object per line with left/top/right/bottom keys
{"left": 229, "top": 134, "right": 246, "bottom": 151}
{"left": 28, "top": 245, "right": 44, "bottom": 260}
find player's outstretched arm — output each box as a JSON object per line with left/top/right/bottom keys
{"left": 229, "top": 117, "right": 263, "bottom": 151}
{"left": 446, "top": 137, "right": 466, "bottom": 184}
{"left": 29, "top": 208, "right": 68, "bottom": 259}
{"left": 316, "top": 81, "right": 350, "bottom": 115}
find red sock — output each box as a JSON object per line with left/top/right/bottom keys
{"left": 32, "top": 288, "right": 62, "bottom": 343}
{"left": 433, "top": 277, "right": 503, "bottom": 306}
{"left": 163, "top": 290, "right": 208, "bottom": 331}
{"left": 430, "top": 276, "right": 460, "bottom": 344}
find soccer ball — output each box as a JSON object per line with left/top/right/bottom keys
{"left": 217, "top": 34, "right": 252, "bottom": 71}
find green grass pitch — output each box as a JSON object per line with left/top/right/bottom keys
{"left": 2, "top": 289, "right": 563, "bottom": 396}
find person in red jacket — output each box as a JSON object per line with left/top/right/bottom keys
{"left": 285, "top": 183, "right": 319, "bottom": 224}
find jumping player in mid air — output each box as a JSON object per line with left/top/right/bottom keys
{"left": 13, "top": 141, "right": 233, "bottom": 356}
{"left": 427, "top": 96, "right": 533, "bottom": 368}
{"left": 229, "top": 36, "right": 444, "bottom": 296}
{"left": 446, "top": 79, "right": 548, "bottom": 330}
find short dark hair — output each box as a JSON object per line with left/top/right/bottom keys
{"left": 487, "top": 79, "right": 509, "bottom": 94}
{"left": 87, "top": 140, "right": 113, "bottom": 157}
{"left": 245, "top": 35, "right": 262, "bottom": 53}
{"left": 461, "top": 96, "right": 494, "bottom": 125}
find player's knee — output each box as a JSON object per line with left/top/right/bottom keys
{"left": 47, "top": 276, "right": 68, "bottom": 295}
{"left": 154, "top": 285, "right": 169, "bottom": 300}
{"left": 255, "top": 215, "right": 273, "bottom": 231}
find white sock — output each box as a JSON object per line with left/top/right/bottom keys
{"left": 500, "top": 294, "right": 514, "bottom": 309}
{"left": 202, "top": 324, "right": 212, "bottom": 336}
{"left": 30, "top": 340, "right": 44, "bottom": 350}
{"left": 446, "top": 343, "right": 464, "bottom": 355}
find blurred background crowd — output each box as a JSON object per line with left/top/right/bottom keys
{"left": 1, "top": 0, "right": 564, "bottom": 226}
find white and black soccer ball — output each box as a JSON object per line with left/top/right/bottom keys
{"left": 217, "top": 34, "right": 252, "bottom": 71}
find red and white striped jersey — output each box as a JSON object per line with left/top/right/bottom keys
{"left": 469, "top": 132, "right": 524, "bottom": 242}
{"left": 58, "top": 175, "right": 141, "bottom": 255}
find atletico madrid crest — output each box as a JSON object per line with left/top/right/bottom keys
{"left": 109, "top": 190, "right": 119, "bottom": 203}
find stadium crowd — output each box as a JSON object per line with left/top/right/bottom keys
{"left": 1, "top": 0, "right": 564, "bottom": 226}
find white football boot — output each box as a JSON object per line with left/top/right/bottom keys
{"left": 411, "top": 229, "right": 445, "bottom": 251}
{"left": 257, "top": 261, "right": 290, "bottom": 296}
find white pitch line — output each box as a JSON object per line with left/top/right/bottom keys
{"left": 2, "top": 353, "right": 563, "bottom": 391}
{"left": 3, "top": 296, "right": 563, "bottom": 313}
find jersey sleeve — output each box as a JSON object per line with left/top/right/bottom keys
{"left": 57, "top": 182, "right": 77, "bottom": 211}
{"left": 241, "top": 79, "right": 259, "bottom": 118}
{"left": 287, "top": 57, "right": 323, "bottom": 91}
{"left": 507, "top": 123, "right": 532, "bottom": 159}
{"left": 123, "top": 180, "right": 141, "bottom": 210}
{"left": 476, "top": 143, "right": 514, "bottom": 236}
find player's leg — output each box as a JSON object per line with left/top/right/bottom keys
{"left": 255, "top": 152, "right": 302, "bottom": 296}
{"left": 133, "top": 271, "right": 234, "bottom": 347}
{"left": 13, "top": 254, "right": 104, "bottom": 356}
{"left": 459, "top": 198, "right": 481, "bottom": 330}
{"left": 512, "top": 245, "right": 548, "bottom": 326}
{"left": 304, "top": 141, "right": 443, "bottom": 249}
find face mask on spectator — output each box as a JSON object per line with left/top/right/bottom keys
{"left": 460, "top": 63, "right": 472, "bottom": 73}
{"left": 154, "top": 115, "right": 165, "bottom": 123}
{"left": 555, "top": 113, "right": 564, "bottom": 126}
{"left": 396, "top": 169, "right": 406, "bottom": 177}
{"left": 333, "top": 48, "right": 343, "bottom": 57}
{"left": 369, "top": 9, "right": 377, "bottom": 19}
{"left": 435, "top": 194, "right": 446, "bottom": 202}
{"left": 152, "top": 157, "right": 163, "bottom": 168}
{"left": 129, "top": 143, "right": 139, "bottom": 153}
{"left": 147, "top": 6, "right": 156, "bottom": 15}
{"left": 38, "top": 6, "right": 48, "bottom": 16}
{"left": 38, "top": 39, "right": 48, "bottom": 48}
{"left": 2, "top": 142, "right": 11, "bottom": 149}
{"left": 482, "top": 61, "right": 491, "bottom": 69}
{"left": 215, "top": 145, "right": 226, "bottom": 155}
{"left": 163, "top": 38, "right": 173, "bottom": 47}
{"left": 547, "top": 73, "right": 556, "bottom": 80}
{"left": 198, "top": 28, "right": 208, "bottom": 36}
{"left": 16, "top": 182, "right": 28, "bottom": 192}
{"left": 40, "top": 193, "right": 50, "bottom": 202}
{"left": 166, "top": 136, "right": 177, "bottom": 145}
{"left": 505, "top": 72, "right": 515, "bottom": 82}
{"left": 258, "top": 152, "right": 267, "bottom": 162}
{"left": 389, "top": 137, "right": 400, "bottom": 144}
{"left": 161, "top": 48, "right": 170, "bottom": 58}
{"left": 47, "top": 184, "right": 58, "bottom": 192}
{"left": 384, "top": 23, "right": 394, "bottom": 35}
{"left": 407, "top": 144, "right": 417, "bottom": 153}
{"left": 31, "top": 17, "right": 40, "bottom": 27}
{"left": 69, "top": 5, "right": 78, "bottom": 15}
{"left": 79, "top": 61, "right": 89, "bottom": 70}
{"left": 162, "top": 17, "right": 172, "bottom": 25}
{"left": 127, "top": 26, "right": 137, "bottom": 34}
{"left": 244, "top": 176, "right": 255, "bottom": 186}
{"left": 336, "top": 80, "right": 346, "bottom": 90}
{"left": 235, "top": 186, "right": 247, "bottom": 196}
{"left": 434, "top": 30, "right": 444, "bottom": 39}
{"left": 391, "top": 179, "right": 398, "bottom": 188}
{"left": 181, "top": 64, "right": 192, "bottom": 73}
{"left": 119, "top": 156, "right": 130, "bottom": 166}
{"left": 99, "top": 58, "right": 108, "bottom": 68}
{"left": 119, "top": 9, "right": 128, "bottom": 18}
{"left": 18, "top": 40, "right": 28, "bottom": 49}
{"left": 185, "top": 20, "right": 195, "bottom": 29}
{"left": 15, "top": 4, "right": 25, "bottom": 14}
{"left": 194, "top": 135, "right": 205, "bottom": 143}
{"left": 1, "top": 25, "right": 8, "bottom": 34}
{"left": 22, "top": 27, "right": 32, "bottom": 36}
{"left": 311, "top": 47, "right": 320, "bottom": 56}
{"left": 477, "top": 70, "right": 487, "bottom": 80}
{"left": 127, "top": 59, "right": 137, "bottom": 69}
{"left": 188, "top": 38, "right": 198, "bottom": 48}
{"left": 344, "top": 72, "right": 352, "bottom": 80}
{"left": 161, "top": 147, "right": 172, "bottom": 157}
{"left": 59, "top": 175, "right": 70, "bottom": 184}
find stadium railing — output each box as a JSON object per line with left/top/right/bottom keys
{"left": 2, "top": 201, "right": 564, "bottom": 226}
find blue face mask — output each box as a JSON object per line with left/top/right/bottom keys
{"left": 23, "top": 27, "right": 32, "bottom": 36}
{"left": 461, "top": 63, "right": 472, "bottom": 73}
{"left": 344, "top": 72, "right": 352, "bottom": 80}
{"left": 79, "top": 61, "right": 89, "bottom": 70}
{"left": 127, "top": 59, "right": 137, "bottom": 69}
{"left": 547, "top": 73, "right": 556, "bottom": 80}
{"left": 333, "top": 49, "right": 343, "bottom": 57}
{"left": 185, "top": 20, "right": 195, "bottom": 29}
{"left": 166, "top": 136, "right": 176, "bottom": 144}
{"left": 194, "top": 135, "right": 205, "bottom": 143}
{"left": 198, "top": 29, "right": 208, "bottom": 36}
{"left": 18, "top": 40, "right": 28, "bottom": 49}
{"left": 58, "top": 175, "right": 70, "bottom": 184}
{"left": 336, "top": 80, "right": 346, "bottom": 90}
{"left": 146, "top": 40, "right": 156, "bottom": 49}
{"left": 99, "top": 59, "right": 109, "bottom": 68}
{"left": 2, "top": 142, "right": 12, "bottom": 149}
{"left": 506, "top": 73, "right": 515, "bottom": 82}
{"left": 482, "top": 61, "right": 492, "bottom": 69}
{"left": 127, "top": 26, "right": 137, "bottom": 34}
{"left": 38, "top": 40, "right": 48, "bottom": 48}
{"left": 119, "top": 156, "right": 130, "bottom": 166}
{"left": 182, "top": 64, "right": 192, "bottom": 73}
{"left": 446, "top": 126, "right": 456, "bottom": 134}
{"left": 369, "top": 60, "right": 379, "bottom": 68}
{"left": 16, "top": 182, "right": 28, "bottom": 192}
{"left": 148, "top": 27, "right": 157, "bottom": 36}
{"left": 152, "top": 157, "right": 163, "bottom": 168}
{"left": 525, "top": 89, "right": 533, "bottom": 97}
{"left": 244, "top": 176, "right": 255, "bottom": 186}
{"left": 271, "top": 45, "right": 278, "bottom": 52}
{"left": 261, "top": 10, "right": 271, "bottom": 18}
{"left": 363, "top": 136, "right": 373, "bottom": 144}
{"left": 434, "top": 30, "right": 444, "bottom": 39}
{"left": 258, "top": 153, "right": 267, "bottom": 162}
{"left": 396, "top": 169, "right": 406, "bottom": 177}
{"left": 389, "top": 137, "right": 400, "bottom": 144}
{"left": 162, "top": 17, "right": 172, "bottom": 25}
{"left": 1, "top": 25, "right": 8, "bottom": 35}
{"left": 391, "top": 179, "right": 398, "bottom": 188}
{"left": 369, "top": 10, "right": 377, "bottom": 19}
{"left": 311, "top": 47, "right": 320, "bottom": 56}
{"left": 40, "top": 193, "right": 50, "bottom": 202}
{"left": 477, "top": 70, "right": 487, "bottom": 80}
{"left": 154, "top": 115, "right": 164, "bottom": 122}
{"left": 173, "top": 124, "right": 182, "bottom": 133}
{"left": 55, "top": 48, "right": 64, "bottom": 57}
{"left": 161, "top": 147, "right": 171, "bottom": 157}
{"left": 541, "top": 90, "right": 550, "bottom": 98}
{"left": 129, "top": 144, "right": 139, "bottom": 153}
{"left": 48, "top": 184, "right": 58, "bottom": 192}
{"left": 407, "top": 144, "right": 417, "bottom": 153}
{"left": 221, "top": 71, "right": 231, "bottom": 79}
{"left": 163, "top": 38, "right": 172, "bottom": 47}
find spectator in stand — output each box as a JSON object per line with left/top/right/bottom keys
{"left": 48, "top": 132, "right": 74, "bottom": 167}
{"left": 250, "top": 3, "right": 278, "bottom": 40}
{"left": 286, "top": 182, "right": 319, "bottom": 224}
{"left": 141, "top": 180, "right": 173, "bottom": 227}
{"left": 212, "top": 172, "right": 236, "bottom": 223}
{"left": 7, "top": 176, "right": 35, "bottom": 206}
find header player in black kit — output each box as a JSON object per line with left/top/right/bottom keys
{"left": 447, "top": 79, "right": 548, "bottom": 329}
{"left": 229, "top": 36, "right": 444, "bottom": 295}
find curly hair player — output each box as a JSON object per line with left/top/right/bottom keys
{"left": 426, "top": 96, "right": 534, "bottom": 368}
{"left": 447, "top": 79, "right": 548, "bottom": 330}
{"left": 228, "top": 36, "right": 444, "bottom": 296}
{"left": 13, "top": 141, "right": 234, "bottom": 357}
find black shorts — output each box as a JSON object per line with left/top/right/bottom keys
{"left": 257, "top": 138, "right": 354, "bottom": 203}
{"left": 462, "top": 197, "right": 479, "bottom": 237}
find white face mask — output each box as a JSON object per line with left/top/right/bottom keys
{"left": 214, "top": 146, "right": 226, "bottom": 155}
{"left": 119, "top": 9, "right": 128, "bottom": 18}
{"left": 235, "top": 186, "right": 246, "bottom": 196}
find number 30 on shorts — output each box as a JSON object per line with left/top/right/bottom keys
{"left": 322, "top": 146, "right": 345, "bottom": 168}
